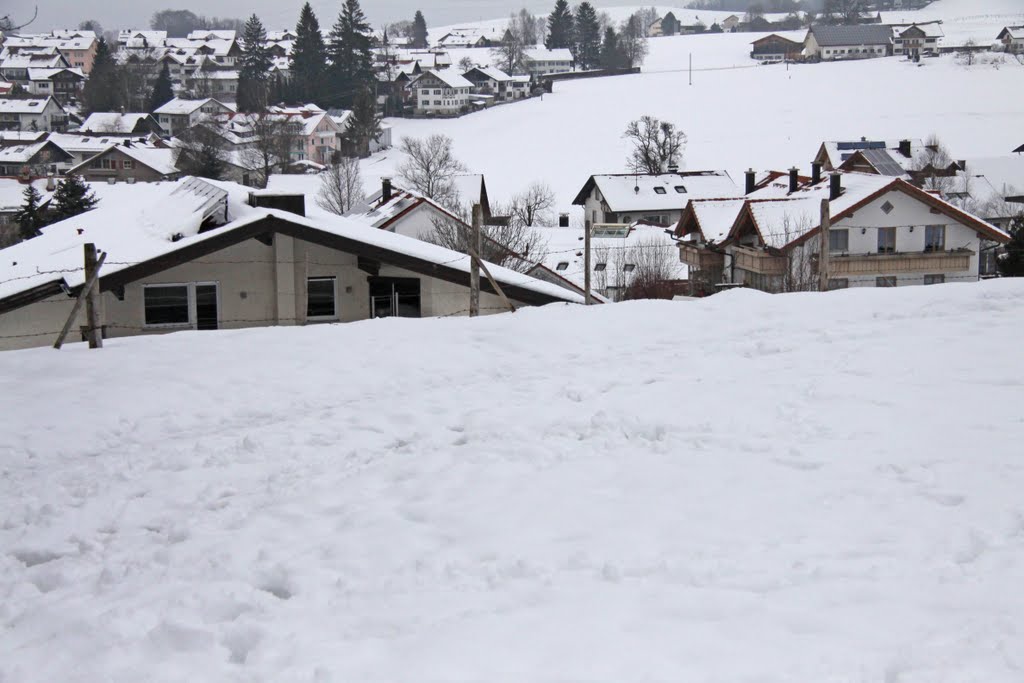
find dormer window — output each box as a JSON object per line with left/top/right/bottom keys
{"left": 556, "top": 262, "right": 568, "bottom": 271}
{"left": 675, "top": 185, "right": 687, "bottom": 193}
{"left": 653, "top": 186, "right": 666, "bottom": 194}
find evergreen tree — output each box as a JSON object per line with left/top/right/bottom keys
{"left": 998, "top": 214, "right": 1024, "bottom": 277}
{"left": 327, "top": 0, "right": 375, "bottom": 109}
{"left": 290, "top": 2, "right": 328, "bottom": 104}
{"left": 82, "top": 38, "right": 122, "bottom": 115}
{"left": 237, "top": 14, "right": 272, "bottom": 112}
{"left": 13, "top": 185, "right": 46, "bottom": 241}
{"left": 176, "top": 126, "right": 229, "bottom": 180}
{"left": 148, "top": 62, "right": 174, "bottom": 113}
{"left": 599, "top": 27, "right": 626, "bottom": 69}
{"left": 345, "top": 88, "right": 382, "bottom": 157}
{"left": 546, "top": 0, "right": 575, "bottom": 50}
{"left": 573, "top": 2, "right": 601, "bottom": 70}
{"left": 50, "top": 174, "right": 98, "bottom": 222}
{"left": 411, "top": 10, "right": 429, "bottom": 49}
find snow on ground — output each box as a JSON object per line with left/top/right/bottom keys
{"left": 2, "top": 280, "right": 1024, "bottom": 681}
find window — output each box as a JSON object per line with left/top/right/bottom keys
{"left": 877, "top": 227, "right": 896, "bottom": 254}
{"left": 827, "top": 278, "right": 849, "bottom": 290}
{"left": 829, "top": 229, "right": 849, "bottom": 253}
{"left": 674, "top": 185, "right": 687, "bottom": 193}
{"left": 924, "top": 274, "right": 945, "bottom": 285}
{"left": 555, "top": 262, "right": 569, "bottom": 271}
{"left": 924, "top": 225, "right": 945, "bottom": 252}
{"left": 306, "top": 277, "right": 337, "bottom": 320}
{"left": 144, "top": 284, "right": 190, "bottom": 325}
{"left": 594, "top": 263, "right": 606, "bottom": 271}
{"left": 653, "top": 186, "right": 667, "bottom": 194}
{"left": 122, "top": 160, "right": 133, "bottom": 170}
{"left": 876, "top": 276, "right": 897, "bottom": 288}
{"left": 623, "top": 263, "right": 636, "bottom": 272}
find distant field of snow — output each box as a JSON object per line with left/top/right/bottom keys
{"left": 2, "top": 280, "right": 1023, "bottom": 681}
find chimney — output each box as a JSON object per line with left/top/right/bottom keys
{"left": 811, "top": 161, "right": 822, "bottom": 185}
{"left": 46, "top": 172, "right": 56, "bottom": 191}
{"left": 122, "top": 138, "right": 132, "bottom": 148}
{"left": 829, "top": 172, "right": 842, "bottom": 201}
{"left": 558, "top": 213, "right": 569, "bottom": 227}
{"left": 382, "top": 177, "right": 393, "bottom": 202}
{"left": 745, "top": 168, "right": 756, "bottom": 195}
{"left": 958, "top": 159, "right": 966, "bottom": 172}
{"left": 247, "top": 192, "right": 306, "bottom": 216}
{"left": 788, "top": 167, "right": 799, "bottom": 194}
{"left": 668, "top": 162, "right": 679, "bottom": 173}
{"left": 898, "top": 139, "right": 912, "bottom": 158}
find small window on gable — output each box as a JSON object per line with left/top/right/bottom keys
{"left": 556, "top": 262, "right": 569, "bottom": 271}
{"left": 675, "top": 185, "right": 687, "bottom": 193}
{"left": 653, "top": 186, "right": 667, "bottom": 194}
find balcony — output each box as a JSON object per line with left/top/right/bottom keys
{"left": 830, "top": 249, "right": 973, "bottom": 275}
{"left": 679, "top": 243, "right": 725, "bottom": 270}
{"left": 732, "top": 246, "right": 786, "bottom": 275}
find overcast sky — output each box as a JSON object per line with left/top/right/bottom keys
{"left": 24, "top": 0, "right": 574, "bottom": 34}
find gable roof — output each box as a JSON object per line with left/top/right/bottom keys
{"left": 572, "top": 172, "right": 739, "bottom": 211}
{"left": 66, "top": 144, "right": 179, "bottom": 176}
{"left": 997, "top": 26, "right": 1024, "bottom": 40}
{"left": 839, "top": 148, "right": 911, "bottom": 177}
{"left": 524, "top": 48, "right": 574, "bottom": 62}
{"left": 153, "top": 97, "right": 230, "bottom": 116}
{"left": 412, "top": 69, "right": 473, "bottom": 89}
{"left": 0, "top": 178, "right": 582, "bottom": 314}
{"left": 808, "top": 24, "right": 892, "bottom": 46}
{"left": 0, "top": 97, "right": 62, "bottom": 115}
{"left": 79, "top": 113, "right": 160, "bottom": 134}
{"left": 751, "top": 33, "right": 803, "bottom": 47}
{"left": 0, "top": 140, "right": 73, "bottom": 165}
{"left": 676, "top": 199, "right": 746, "bottom": 243}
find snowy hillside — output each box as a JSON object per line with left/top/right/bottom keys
{"left": 2, "top": 281, "right": 1024, "bottom": 681}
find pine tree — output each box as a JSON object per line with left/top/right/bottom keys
{"left": 411, "top": 11, "right": 429, "bottom": 49}
{"left": 998, "top": 214, "right": 1024, "bottom": 277}
{"left": 345, "top": 87, "right": 382, "bottom": 157}
{"left": 82, "top": 38, "right": 122, "bottom": 115}
{"left": 290, "top": 2, "right": 328, "bottom": 104}
{"left": 238, "top": 14, "right": 272, "bottom": 112}
{"left": 148, "top": 62, "right": 174, "bottom": 113}
{"left": 13, "top": 185, "right": 46, "bottom": 241}
{"left": 573, "top": 2, "right": 601, "bottom": 70}
{"left": 50, "top": 174, "right": 98, "bottom": 222}
{"left": 546, "top": 0, "right": 575, "bottom": 50}
{"left": 599, "top": 27, "right": 625, "bottom": 69}
{"left": 327, "top": 0, "right": 375, "bottom": 109}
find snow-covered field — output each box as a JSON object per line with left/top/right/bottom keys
{"left": 2, "top": 280, "right": 1024, "bottom": 681}
{"left": 368, "top": 0, "right": 1024, "bottom": 211}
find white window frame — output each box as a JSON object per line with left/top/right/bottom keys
{"left": 306, "top": 276, "right": 339, "bottom": 322}
{"left": 142, "top": 281, "right": 219, "bottom": 329}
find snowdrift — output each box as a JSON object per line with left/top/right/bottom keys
{"left": 2, "top": 280, "right": 1023, "bottom": 681}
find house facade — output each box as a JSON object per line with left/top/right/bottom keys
{"left": 750, "top": 34, "right": 804, "bottom": 63}
{"left": 154, "top": 98, "right": 233, "bottom": 136}
{"left": 997, "top": 26, "right": 1024, "bottom": 53}
{"left": 462, "top": 67, "right": 531, "bottom": 102}
{"left": 0, "top": 140, "right": 73, "bottom": 177}
{"left": 0, "top": 97, "right": 68, "bottom": 132}
{"left": 804, "top": 25, "right": 892, "bottom": 61}
{"left": 0, "top": 179, "right": 581, "bottom": 351}
{"left": 523, "top": 48, "right": 574, "bottom": 76}
{"left": 26, "top": 67, "right": 85, "bottom": 103}
{"left": 408, "top": 71, "right": 472, "bottom": 116}
{"left": 68, "top": 144, "right": 180, "bottom": 183}
{"left": 892, "top": 22, "right": 943, "bottom": 58}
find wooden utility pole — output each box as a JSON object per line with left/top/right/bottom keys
{"left": 819, "top": 199, "right": 830, "bottom": 292}
{"left": 469, "top": 203, "right": 482, "bottom": 317}
{"left": 689, "top": 53, "right": 692, "bottom": 86}
{"left": 83, "top": 243, "right": 103, "bottom": 348}
{"left": 54, "top": 245, "right": 106, "bottom": 350}
{"left": 584, "top": 219, "right": 592, "bottom": 305}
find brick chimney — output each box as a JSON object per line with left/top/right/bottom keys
{"left": 745, "top": 168, "right": 756, "bottom": 195}
{"left": 788, "top": 167, "right": 799, "bottom": 194}
{"left": 829, "top": 173, "right": 842, "bottom": 201}
{"left": 811, "top": 161, "right": 822, "bottom": 185}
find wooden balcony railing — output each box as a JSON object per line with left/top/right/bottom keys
{"left": 732, "top": 246, "right": 787, "bottom": 275}
{"left": 679, "top": 243, "right": 725, "bottom": 271}
{"left": 830, "top": 249, "right": 972, "bottom": 275}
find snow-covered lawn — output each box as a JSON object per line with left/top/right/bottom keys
{"left": 2, "top": 280, "right": 1023, "bottom": 681}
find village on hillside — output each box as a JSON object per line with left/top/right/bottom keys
{"left": 0, "top": 0, "right": 1021, "bottom": 350}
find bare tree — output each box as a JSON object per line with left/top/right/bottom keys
{"left": 493, "top": 13, "right": 528, "bottom": 74}
{"left": 425, "top": 211, "right": 548, "bottom": 271}
{"left": 317, "top": 157, "right": 365, "bottom": 215}
{"left": 780, "top": 215, "right": 818, "bottom": 293}
{"left": 912, "top": 134, "right": 956, "bottom": 193}
{"left": 957, "top": 39, "right": 978, "bottom": 66}
{"left": 458, "top": 56, "right": 475, "bottom": 72}
{"left": 623, "top": 116, "right": 687, "bottom": 174}
{"left": 397, "top": 134, "right": 468, "bottom": 209}
{"left": 621, "top": 237, "right": 680, "bottom": 299}
{"left": 619, "top": 13, "right": 650, "bottom": 67}
{"left": 508, "top": 182, "right": 556, "bottom": 227}
{"left": 240, "top": 115, "right": 304, "bottom": 187}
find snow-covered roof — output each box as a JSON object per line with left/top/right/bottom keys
{"left": 66, "top": 144, "right": 178, "bottom": 176}
{"left": 685, "top": 199, "right": 746, "bottom": 243}
{"left": 962, "top": 157, "right": 1024, "bottom": 200}
{"left": 0, "top": 141, "right": 64, "bottom": 163}
{"left": 0, "top": 178, "right": 582, "bottom": 307}
{"left": 817, "top": 138, "right": 927, "bottom": 170}
{"left": 78, "top": 113, "right": 157, "bottom": 134}
{"left": 187, "top": 30, "right": 237, "bottom": 42}
{"left": 0, "top": 178, "right": 54, "bottom": 212}
{"left": 808, "top": 24, "right": 892, "bottom": 47}
{"left": 49, "top": 132, "right": 155, "bottom": 154}
{"left": 525, "top": 48, "right": 574, "bottom": 62}
{"left": 118, "top": 30, "right": 168, "bottom": 44}
{"left": 26, "top": 67, "right": 84, "bottom": 81}
{"left": 469, "top": 66, "right": 513, "bottom": 82}
{"left": 997, "top": 26, "right": 1024, "bottom": 40}
{"left": 0, "top": 52, "right": 67, "bottom": 69}
{"left": 414, "top": 69, "right": 473, "bottom": 89}
{"left": 153, "top": 98, "right": 226, "bottom": 116}
{"left": 892, "top": 22, "right": 945, "bottom": 39}
{"left": 0, "top": 130, "right": 48, "bottom": 144}
{"left": 574, "top": 172, "right": 739, "bottom": 212}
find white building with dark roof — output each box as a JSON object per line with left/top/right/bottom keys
{"left": 408, "top": 70, "right": 473, "bottom": 115}
{"left": 0, "top": 97, "right": 68, "bottom": 132}
{"left": 572, "top": 171, "right": 740, "bottom": 228}
{"left": 804, "top": 24, "right": 892, "bottom": 61}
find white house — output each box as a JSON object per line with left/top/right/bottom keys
{"left": 572, "top": 171, "right": 740, "bottom": 229}
{"left": 676, "top": 172, "right": 1010, "bottom": 293}
{"left": 408, "top": 70, "right": 473, "bottom": 116}
{"left": 891, "top": 21, "right": 943, "bottom": 58}
{"left": 803, "top": 25, "right": 892, "bottom": 61}
{"left": 996, "top": 26, "right": 1024, "bottom": 53}
{"left": 522, "top": 48, "right": 574, "bottom": 76}
{"left": 0, "top": 177, "right": 582, "bottom": 351}
{"left": 153, "top": 97, "right": 234, "bottom": 136}
{"left": 0, "top": 97, "right": 68, "bottom": 132}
